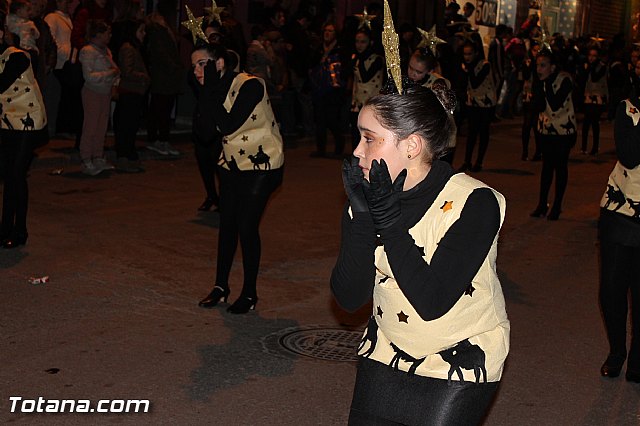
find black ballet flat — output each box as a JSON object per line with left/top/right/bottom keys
{"left": 530, "top": 205, "right": 548, "bottom": 218}
{"left": 601, "top": 354, "right": 626, "bottom": 378}
{"left": 3, "top": 232, "right": 28, "bottom": 249}
{"left": 198, "top": 286, "right": 230, "bottom": 308}
{"left": 227, "top": 296, "right": 258, "bottom": 314}
{"left": 198, "top": 197, "right": 219, "bottom": 212}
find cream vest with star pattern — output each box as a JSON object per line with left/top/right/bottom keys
{"left": 358, "top": 173, "right": 509, "bottom": 383}
{"left": 537, "top": 72, "right": 576, "bottom": 136}
{"left": 466, "top": 60, "right": 496, "bottom": 108}
{"left": 218, "top": 73, "right": 284, "bottom": 172}
{"left": 600, "top": 99, "right": 640, "bottom": 218}
{"left": 423, "top": 71, "right": 451, "bottom": 91}
{"left": 351, "top": 54, "right": 383, "bottom": 112}
{"left": 0, "top": 47, "right": 46, "bottom": 131}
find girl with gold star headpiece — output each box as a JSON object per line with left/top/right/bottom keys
{"left": 331, "top": 1, "right": 509, "bottom": 423}
{"left": 191, "top": 42, "right": 284, "bottom": 314}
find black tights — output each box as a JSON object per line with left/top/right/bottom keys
{"left": 582, "top": 103, "right": 603, "bottom": 153}
{"left": 536, "top": 134, "right": 575, "bottom": 211}
{"left": 464, "top": 106, "right": 493, "bottom": 166}
{"left": 215, "top": 169, "right": 282, "bottom": 298}
{"left": 599, "top": 238, "right": 640, "bottom": 368}
{"left": 521, "top": 102, "right": 540, "bottom": 159}
{"left": 0, "top": 130, "right": 38, "bottom": 237}
{"left": 194, "top": 142, "right": 222, "bottom": 203}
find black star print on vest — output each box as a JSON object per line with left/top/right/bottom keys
{"left": 465, "top": 283, "right": 475, "bottom": 296}
{"left": 231, "top": 90, "right": 236, "bottom": 97}
{"left": 24, "top": 87, "right": 30, "bottom": 93}
{"left": 416, "top": 245, "right": 425, "bottom": 256}
{"left": 624, "top": 170, "right": 629, "bottom": 178}
{"left": 222, "top": 138, "right": 228, "bottom": 144}
{"left": 13, "top": 86, "right": 18, "bottom": 92}
{"left": 239, "top": 149, "right": 245, "bottom": 155}
{"left": 378, "top": 275, "right": 389, "bottom": 284}
{"left": 241, "top": 135, "right": 248, "bottom": 141}
{"left": 271, "top": 121, "right": 275, "bottom": 127}
{"left": 251, "top": 114, "right": 257, "bottom": 121}
{"left": 6, "top": 98, "right": 11, "bottom": 103}
{"left": 28, "top": 102, "right": 33, "bottom": 107}
{"left": 376, "top": 306, "right": 383, "bottom": 317}
{"left": 397, "top": 311, "right": 409, "bottom": 323}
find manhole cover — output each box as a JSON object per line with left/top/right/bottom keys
{"left": 261, "top": 326, "right": 362, "bottom": 362}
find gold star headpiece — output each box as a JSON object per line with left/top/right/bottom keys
{"left": 355, "top": 6, "right": 375, "bottom": 30}
{"left": 454, "top": 25, "right": 475, "bottom": 43}
{"left": 382, "top": 0, "right": 402, "bottom": 94}
{"left": 205, "top": 0, "right": 225, "bottom": 25}
{"left": 590, "top": 34, "right": 605, "bottom": 47}
{"left": 181, "top": 5, "right": 208, "bottom": 44}
{"left": 417, "top": 25, "right": 446, "bottom": 56}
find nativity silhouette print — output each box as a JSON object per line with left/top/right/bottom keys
{"left": 248, "top": 145, "right": 271, "bottom": 170}
{"left": 438, "top": 338, "right": 487, "bottom": 384}
{"left": 358, "top": 316, "right": 378, "bottom": 358}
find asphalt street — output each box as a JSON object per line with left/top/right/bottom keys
{"left": 1, "top": 117, "right": 639, "bottom": 425}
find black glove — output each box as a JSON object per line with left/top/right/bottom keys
{"left": 203, "top": 59, "right": 222, "bottom": 94}
{"left": 362, "top": 159, "right": 407, "bottom": 233}
{"left": 342, "top": 156, "right": 368, "bottom": 213}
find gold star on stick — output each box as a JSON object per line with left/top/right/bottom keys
{"left": 535, "top": 29, "right": 551, "bottom": 51}
{"left": 205, "top": 0, "right": 225, "bottom": 25}
{"left": 355, "top": 6, "right": 375, "bottom": 29}
{"left": 382, "top": 0, "right": 402, "bottom": 94}
{"left": 417, "top": 25, "right": 446, "bottom": 55}
{"left": 181, "top": 6, "right": 208, "bottom": 44}
{"left": 590, "top": 33, "right": 605, "bottom": 46}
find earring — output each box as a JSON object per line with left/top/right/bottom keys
{"left": 408, "top": 154, "right": 412, "bottom": 159}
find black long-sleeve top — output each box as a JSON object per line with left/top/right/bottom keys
{"left": 0, "top": 45, "right": 29, "bottom": 92}
{"left": 532, "top": 71, "right": 573, "bottom": 113}
{"left": 464, "top": 59, "right": 491, "bottom": 89}
{"left": 354, "top": 50, "right": 383, "bottom": 83}
{"left": 331, "top": 161, "right": 501, "bottom": 321}
{"left": 191, "top": 70, "right": 263, "bottom": 144}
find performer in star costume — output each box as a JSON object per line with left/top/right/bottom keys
{"left": 598, "top": 92, "right": 640, "bottom": 383}
{"left": 331, "top": 2, "right": 509, "bottom": 424}
{"left": 190, "top": 40, "right": 284, "bottom": 314}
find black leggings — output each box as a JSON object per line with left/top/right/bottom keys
{"left": 349, "top": 357, "right": 499, "bottom": 426}
{"left": 0, "top": 130, "right": 42, "bottom": 236}
{"left": 194, "top": 141, "right": 222, "bottom": 203}
{"left": 536, "top": 134, "right": 575, "bottom": 211}
{"left": 215, "top": 168, "right": 282, "bottom": 298}
{"left": 582, "top": 103, "right": 603, "bottom": 153}
{"left": 599, "top": 238, "right": 640, "bottom": 368}
{"left": 521, "top": 102, "right": 540, "bottom": 158}
{"left": 114, "top": 93, "right": 145, "bottom": 160}
{"left": 464, "top": 106, "right": 494, "bottom": 166}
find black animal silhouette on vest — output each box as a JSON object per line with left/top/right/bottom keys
{"left": 438, "top": 339, "right": 487, "bottom": 384}
{"left": 2, "top": 113, "right": 14, "bottom": 130}
{"left": 482, "top": 94, "right": 492, "bottom": 107}
{"left": 357, "top": 316, "right": 378, "bottom": 358}
{"left": 248, "top": 145, "right": 271, "bottom": 170}
{"left": 603, "top": 184, "right": 626, "bottom": 211}
{"left": 627, "top": 198, "right": 640, "bottom": 218}
{"left": 21, "top": 112, "right": 34, "bottom": 130}
{"left": 545, "top": 123, "right": 558, "bottom": 135}
{"left": 389, "top": 342, "right": 426, "bottom": 375}
{"left": 560, "top": 118, "right": 575, "bottom": 134}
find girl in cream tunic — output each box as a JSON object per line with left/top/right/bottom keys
{"left": 332, "top": 77, "right": 509, "bottom": 425}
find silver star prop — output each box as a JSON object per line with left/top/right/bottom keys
{"left": 205, "top": 0, "right": 225, "bottom": 25}
{"left": 181, "top": 6, "right": 208, "bottom": 44}
{"left": 417, "top": 25, "right": 446, "bottom": 55}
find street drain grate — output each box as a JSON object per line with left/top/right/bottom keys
{"left": 261, "top": 325, "right": 362, "bottom": 362}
